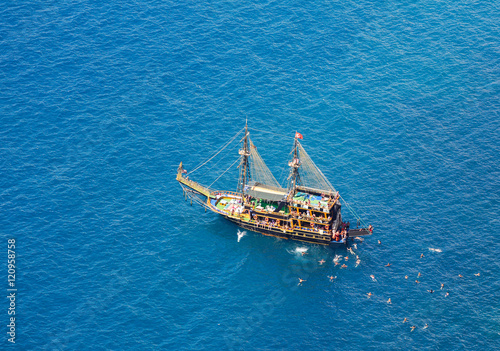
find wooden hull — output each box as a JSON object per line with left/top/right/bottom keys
{"left": 225, "top": 216, "right": 346, "bottom": 245}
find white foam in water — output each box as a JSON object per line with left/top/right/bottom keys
{"left": 237, "top": 230, "right": 246, "bottom": 242}
{"left": 295, "top": 247, "right": 308, "bottom": 254}
{"left": 429, "top": 248, "right": 442, "bottom": 253}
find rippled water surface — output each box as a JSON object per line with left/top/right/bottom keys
{"left": 1, "top": 0, "right": 499, "bottom": 350}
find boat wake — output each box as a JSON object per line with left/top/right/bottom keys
{"left": 237, "top": 230, "right": 247, "bottom": 242}
{"left": 288, "top": 247, "right": 309, "bottom": 256}
{"left": 428, "top": 248, "right": 442, "bottom": 253}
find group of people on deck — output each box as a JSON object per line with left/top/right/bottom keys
{"left": 333, "top": 221, "right": 350, "bottom": 242}
{"left": 290, "top": 209, "right": 331, "bottom": 223}
{"left": 251, "top": 213, "right": 333, "bottom": 234}
{"left": 252, "top": 215, "right": 291, "bottom": 231}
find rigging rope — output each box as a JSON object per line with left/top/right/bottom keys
{"left": 339, "top": 195, "right": 368, "bottom": 228}
{"left": 198, "top": 136, "right": 241, "bottom": 180}
{"left": 249, "top": 139, "right": 283, "bottom": 189}
{"left": 296, "top": 141, "right": 367, "bottom": 227}
{"left": 297, "top": 142, "right": 333, "bottom": 192}
{"left": 187, "top": 127, "right": 244, "bottom": 175}
{"left": 208, "top": 156, "right": 241, "bottom": 188}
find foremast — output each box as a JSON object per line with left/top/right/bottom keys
{"left": 237, "top": 121, "right": 251, "bottom": 203}
{"left": 287, "top": 133, "right": 301, "bottom": 198}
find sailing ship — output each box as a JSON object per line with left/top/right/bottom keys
{"left": 176, "top": 123, "right": 373, "bottom": 245}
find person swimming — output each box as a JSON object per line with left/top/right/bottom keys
{"left": 440, "top": 283, "right": 444, "bottom": 290}
{"left": 445, "top": 292, "right": 449, "bottom": 297}
{"left": 403, "top": 318, "right": 407, "bottom": 323}
{"left": 420, "top": 253, "right": 424, "bottom": 258}
{"left": 423, "top": 324, "right": 428, "bottom": 329}
{"left": 474, "top": 272, "right": 480, "bottom": 276}
{"left": 370, "top": 274, "right": 375, "bottom": 281}
{"left": 328, "top": 275, "right": 336, "bottom": 281}
{"left": 341, "top": 264, "right": 347, "bottom": 268}
{"left": 387, "top": 298, "right": 391, "bottom": 304}
{"left": 427, "top": 289, "right": 434, "bottom": 293}
{"left": 298, "top": 278, "right": 306, "bottom": 285}
{"left": 318, "top": 259, "right": 325, "bottom": 265}
{"left": 367, "top": 292, "right": 372, "bottom": 298}
{"left": 405, "top": 275, "right": 408, "bottom": 279}
{"left": 386, "top": 263, "right": 391, "bottom": 267}
{"left": 418, "top": 272, "right": 421, "bottom": 278}
{"left": 411, "top": 326, "right": 416, "bottom": 332}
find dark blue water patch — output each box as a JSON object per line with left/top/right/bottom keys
{"left": 1, "top": 0, "right": 499, "bottom": 349}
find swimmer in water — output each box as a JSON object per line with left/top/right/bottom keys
{"left": 403, "top": 318, "right": 407, "bottom": 323}
{"left": 411, "top": 326, "right": 416, "bottom": 332}
{"left": 474, "top": 272, "right": 480, "bottom": 276}
{"left": 440, "top": 283, "right": 444, "bottom": 290}
{"left": 341, "top": 264, "right": 347, "bottom": 268}
{"left": 415, "top": 280, "right": 420, "bottom": 284}
{"left": 387, "top": 298, "right": 391, "bottom": 304}
{"left": 405, "top": 275, "right": 408, "bottom": 279}
{"left": 353, "top": 243, "right": 357, "bottom": 249}
{"left": 334, "top": 262, "right": 339, "bottom": 266}
{"left": 319, "top": 259, "right": 325, "bottom": 265}
{"left": 386, "top": 263, "right": 391, "bottom": 267}
{"left": 417, "top": 272, "right": 421, "bottom": 278}
{"left": 345, "top": 256, "right": 349, "bottom": 261}
{"left": 367, "top": 292, "right": 372, "bottom": 298}
{"left": 445, "top": 292, "right": 449, "bottom": 297}
{"left": 378, "top": 240, "right": 381, "bottom": 245}
{"left": 427, "top": 289, "right": 434, "bottom": 293}
{"left": 301, "top": 252, "right": 308, "bottom": 256}
{"left": 458, "top": 274, "right": 463, "bottom": 278}
{"left": 423, "top": 324, "right": 428, "bottom": 329}
{"left": 328, "top": 275, "right": 336, "bottom": 281}
{"left": 370, "top": 274, "right": 375, "bottom": 281}
{"left": 298, "top": 278, "right": 306, "bottom": 285}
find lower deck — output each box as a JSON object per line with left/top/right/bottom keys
{"left": 231, "top": 218, "right": 345, "bottom": 245}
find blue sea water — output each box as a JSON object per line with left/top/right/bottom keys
{"left": 1, "top": 0, "right": 499, "bottom": 349}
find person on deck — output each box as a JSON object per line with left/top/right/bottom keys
{"left": 335, "top": 232, "right": 341, "bottom": 242}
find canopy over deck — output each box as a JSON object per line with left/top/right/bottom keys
{"left": 245, "top": 181, "right": 287, "bottom": 202}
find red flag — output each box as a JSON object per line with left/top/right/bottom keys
{"left": 295, "top": 132, "right": 303, "bottom": 139}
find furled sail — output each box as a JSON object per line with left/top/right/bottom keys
{"left": 296, "top": 142, "right": 336, "bottom": 193}
{"left": 249, "top": 139, "right": 283, "bottom": 189}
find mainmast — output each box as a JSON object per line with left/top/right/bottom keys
{"left": 287, "top": 133, "right": 301, "bottom": 193}
{"left": 237, "top": 121, "right": 251, "bottom": 201}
